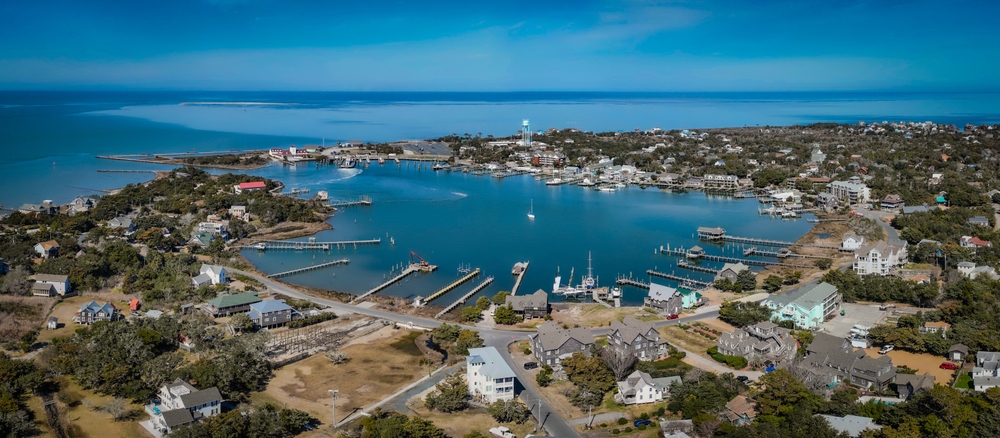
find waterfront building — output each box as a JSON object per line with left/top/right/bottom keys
{"left": 505, "top": 289, "right": 548, "bottom": 319}
{"left": 531, "top": 151, "right": 566, "bottom": 166}
{"left": 816, "top": 192, "right": 839, "bottom": 210}
{"left": 716, "top": 321, "right": 797, "bottom": 365}
{"left": 466, "top": 347, "right": 516, "bottom": 403}
{"left": 644, "top": 283, "right": 683, "bottom": 316}
{"left": 234, "top": 181, "right": 266, "bottom": 194}
{"left": 247, "top": 300, "right": 295, "bottom": 328}
{"left": 761, "top": 282, "right": 840, "bottom": 329}
{"left": 204, "top": 292, "right": 261, "bottom": 317}
{"left": 828, "top": 177, "right": 871, "bottom": 205}
{"left": 697, "top": 227, "right": 726, "bottom": 240}
{"left": 529, "top": 321, "right": 594, "bottom": 366}
{"left": 715, "top": 262, "right": 749, "bottom": 283}
{"left": 607, "top": 315, "right": 669, "bottom": 362}
{"left": 842, "top": 231, "right": 864, "bottom": 251}
{"left": 703, "top": 174, "right": 739, "bottom": 188}
{"left": 853, "top": 241, "right": 907, "bottom": 276}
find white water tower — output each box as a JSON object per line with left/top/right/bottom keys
{"left": 521, "top": 119, "right": 531, "bottom": 147}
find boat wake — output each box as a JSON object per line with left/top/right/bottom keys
{"left": 295, "top": 169, "right": 363, "bottom": 186}
{"left": 451, "top": 192, "right": 468, "bottom": 198}
{"left": 179, "top": 101, "right": 296, "bottom": 106}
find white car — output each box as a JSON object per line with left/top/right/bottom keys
{"left": 879, "top": 345, "right": 894, "bottom": 354}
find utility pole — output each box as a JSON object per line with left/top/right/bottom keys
{"left": 329, "top": 389, "right": 339, "bottom": 428}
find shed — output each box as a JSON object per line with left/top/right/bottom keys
{"left": 949, "top": 343, "right": 969, "bottom": 362}
{"left": 47, "top": 317, "right": 58, "bottom": 330}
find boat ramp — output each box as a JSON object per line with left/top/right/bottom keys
{"left": 267, "top": 259, "right": 350, "bottom": 278}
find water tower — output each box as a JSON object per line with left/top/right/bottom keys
{"left": 521, "top": 119, "right": 531, "bottom": 147}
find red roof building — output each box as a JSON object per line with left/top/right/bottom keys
{"left": 234, "top": 181, "right": 266, "bottom": 194}
{"left": 961, "top": 236, "right": 991, "bottom": 248}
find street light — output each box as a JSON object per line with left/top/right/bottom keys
{"left": 329, "top": 390, "right": 339, "bottom": 427}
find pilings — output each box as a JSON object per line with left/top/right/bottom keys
{"left": 646, "top": 270, "right": 712, "bottom": 288}
{"left": 242, "top": 239, "right": 381, "bottom": 251}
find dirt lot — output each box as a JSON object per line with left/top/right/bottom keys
{"left": 550, "top": 304, "right": 663, "bottom": 329}
{"left": 659, "top": 325, "right": 718, "bottom": 357}
{"left": 37, "top": 296, "right": 98, "bottom": 343}
{"left": 0, "top": 295, "right": 57, "bottom": 346}
{"left": 864, "top": 348, "right": 954, "bottom": 384}
{"left": 45, "top": 377, "right": 147, "bottom": 438}
{"left": 262, "top": 326, "right": 431, "bottom": 422}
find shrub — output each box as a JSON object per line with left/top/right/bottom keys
{"left": 287, "top": 312, "right": 336, "bottom": 329}
{"left": 640, "top": 412, "right": 650, "bottom": 420}
{"left": 600, "top": 423, "right": 607, "bottom": 428}
{"left": 637, "top": 424, "right": 647, "bottom": 431}
{"left": 618, "top": 417, "right": 628, "bottom": 425}
{"left": 623, "top": 427, "right": 632, "bottom": 433}
{"left": 611, "top": 429, "right": 620, "bottom": 435}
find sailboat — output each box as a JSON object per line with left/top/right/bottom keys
{"left": 527, "top": 199, "right": 535, "bottom": 220}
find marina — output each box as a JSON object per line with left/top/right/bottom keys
{"left": 266, "top": 259, "right": 350, "bottom": 278}
{"left": 435, "top": 276, "right": 495, "bottom": 318}
{"left": 349, "top": 261, "right": 438, "bottom": 303}
{"left": 418, "top": 268, "right": 481, "bottom": 305}
{"left": 659, "top": 245, "right": 814, "bottom": 268}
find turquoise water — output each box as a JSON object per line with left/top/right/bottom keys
{"left": 241, "top": 162, "right": 812, "bottom": 305}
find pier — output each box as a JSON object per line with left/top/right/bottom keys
{"left": 351, "top": 262, "right": 437, "bottom": 303}
{"left": 330, "top": 196, "right": 373, "bottom": 208}
{"left": 676, "top": 260, "right": 720, "bottom": 275}
{"left": 97, "top": 169, "right": 158, "bottom": 174}
{"left": 615, "top": 275, "right": 650, "bottom": 290}
{"left": 659, "top": 246, "right": 814, "bottom": 268}
{"left": 510, "top": 261, "right": 529, "bottom": 295}
{"left": 267, "top": 259, "right": 350, "bottom": 278}
{"left": 241, "top": 238, "right": 380, "bottom": 251}
{"left": 422, "top": 269, "right": 481, "bottom": 304}
{"left": 646, "top": 270, "right": 713, "bottom": 288}
{"left": 696, "top": 226, "right": 842, "bottom": 250}
{"left": 435, "top": 276, "right": 495, "bottom": 318}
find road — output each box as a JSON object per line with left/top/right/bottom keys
{"left": 860, "top": 209, "right": 904, "bottom": 245}
{"left": 233, "top": 269, "right": 720, "bottom": 437}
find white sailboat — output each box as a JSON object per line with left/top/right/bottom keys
{"left": 527, "top": 199, "right": 535, "bottom": 219}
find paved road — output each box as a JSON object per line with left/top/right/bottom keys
{"left": 387, "top": 363, "right": 464, "bottom": 414}
{"left": 860, "top": 210, "right": 904, "bottom": 245}
{"left": 234, "top": 269, "right": 719, "bottom": 437}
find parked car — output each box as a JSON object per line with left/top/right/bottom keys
{"left": 634, "top": 419, "right": 652, "bottom": 427}
{"left": 879, "top": 345, "right": 895, "bottom": 354}
{"left": 489, "top": 426, "right": 516, "bottom": 438}
{"left": 736, "top": 375, "right": 751, "bottom": 384}
{"left": 940, "top": 362, "right": 959, "bottom": 370}
{"left": 523, "top": 362, "right": 539, "bottom": 370}
{"left": 666, "top": 314, "right": 680, "bottom": 320}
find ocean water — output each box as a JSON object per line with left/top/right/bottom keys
{"left": 2, "top": 91, "right": 999, "bottom": 305}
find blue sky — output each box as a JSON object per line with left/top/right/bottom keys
{"left": 1, "top": 0, "right": 998, "bottom": 91}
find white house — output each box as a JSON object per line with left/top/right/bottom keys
{"left": 853, "top": 241, "right": 907, "bottom": 276}
{"left": 145, "top": 379, "right": 223, "bottom": 435}
{"left": 192, "top": 264, "right": 227, "bottom": 287}
{"left": 957, "top": 262, "right": 1000, "bottom": 280}
{"left": 842, "top": 232, "right": 865, "bottom": 251}
{"left": 466, "top": 347, "right": 516, "bottom": 404}
{"left": 34, "top": 273, "right": 71, "bottom": 295}
{"left": 614, "top": 370, "right": 680, "bottom": 405}
{"left": 973, "top": 352, "right": 1000, "bottom": 392}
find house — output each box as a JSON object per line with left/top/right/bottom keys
{"left": 853, "top": 241, "right": 907, "bottom": 276}
{"left": 32, "top": 282, "right": 56, "bottom": 297}
{"left": 234, "top": 181, "right": 267, "bottom": 194}
{"left": 717, "top": 321, "right": 798, "bottom": 365}
{"left": 644, "top": 283, "right": 683, "bottom": 316}
{"left": 247, "top": 300, "right": 295, "bottom": 328}
{"left": 969, "top": 216, "right": 990, "bottom": 227}
{"left": 108, "top": 216, "right": 135, "bottom": 233}
{"left": 658, "top": 420, "right": 694, "bottom": 437}
{"left": 761, "top": 282, "right": 841, "bottom": 329}
{"left": 795, "top": 333, "right": 896, "bottom": 390}
{"left": 614, "top": 370, "right": 664, "bottom": 405}
{"left": 34, "top": 274, "right": 70, "bottom": 295}
{"left": 880, "top": 195, "right": 904, "bottom": 210}
{"left": 505, "top": 289, "right": 549, "bottom": 319}
{"left": 828, "top": 178, "right": 871, "bottom": 205}
{"left": 196, "top": 221, "right": 229, "bottom": 238}
{"left": 842, "top": 232, "right": 865, "bottom": 251}
{"left": 34, "top": 240, "right": 60, "bottom": 258}
{"left": 46, "top": 317, "right": 58, "bottom": 330}
{"left": 703, "top": 174, "right": 739, "bottom": 188}
{"left": 696, "top": 227, "right": 726, "bottom": 240}
{"left": 129, "top": 298, "right": 141, "bottom": 311}
{"left": 722, "top": 395, "right": 757, "bottom": 426}
{"left": 73, "top": 301, "right": 120, "bottom": 325}
{"left": 817, "top": 415, "right": 882, "bottom": 437}
{"left": 816, "top": 193, "right": 839, "bottom": 210}
{"left": 529, "top": 321, "right": 595, "bottom": 366}
{"left": 68, "top": 196, "right": 95, "bottom": 215}
{"left": 949, "top": 344, "right": 969, "bottom": 362}
{"left": 531, "top": 151, "right": 566, "bottom": 166}
{"left": 188, "top": 232, "right": 215, "bottom": 248}
{"left": 677, "top": 287, "right": 705, "bottom": 308}
{"left": 901, "top": 204, "right": 937, "bottom": 214}
{"left": 607, "top": 315, "right": 669, "bottom": 362}
{"left": 686, "top": 246, "right": 705, "bottom": 258}
{"left": 18, "top": 201, "right": 57, "bottom": 215}
{"left": 894, "top": 373, "right": 935, "bottom": 400}
{"left": 920, "top": 321, "right": 950, "bottom": 335}
{"left": 960, "top": 235, "right": 992, "bottom": 249}
{"left": 228, "top": 205, "right": 250, "bottom": 221}
{"left": 466, "top": 347, "right": 516, "bottom": 404}
{"left": 715, "top": 262, "right": 749, "bottom": 283}
{"left": 145, "top": 379, "right": 223, "bottom": 435}
{"left": 204, "top": 292, "right": 261, "bottom": 316}
{"left": 192, "top": 264, "right": 228, "bottom": 287}
{"left": 973, "top": 352, "right": 1000, "bottom": 392}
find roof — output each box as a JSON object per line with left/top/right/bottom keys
{"left": 719, "top": 262, "right": 749, "bottom": 274}
{"left": 610, "top": 315, "right": 657, "bottom": 346}
{"left": 817, "top": 415, "right": 881, "bottom": 437}
{"left": 36, "top": 240, "right": 59, "bottom": 250}
{"left": 160, "top": 408, "right": 195, "bottom": 428}
{"left": 855, "top": 241, "right": 904, "bottom": 258}
{"left": 924, "top": 321, "right": 950, "bottom": 329}
{"left": 191, "top": 274, "right": 213, "bottom": 286}
{"left": 764, "top": 282, "right": 839, "bottom": 312}
{"left": 34, "top": 273, "right": 68, "bottom": 283}
{"left": 882, "top": 194, "right": 904, "bottom": 203}
{"left": 894, "top": 373, "right": 935, "bottom": 391}
{"left": 200, "top": 264, "right": 225, "bottom": 277}
{"left": 78, "top": 300, "right": 115, "bottom": 315}
{"left": 505, "top": 289, "right": 548, "bottom": 311}
{"left": 32, "top": 283, "right": 54, "bottom": 292}
{"left": 697, "top": 227, "right": 725, "bottom": 235}
{"left": 180, "top": 386, "right": 222, "bottom": 408}
{"left": 466, "top": 347, "right": 516, "bottom": 380}
{"left": 723, "top": 395, "right": 756, "bottom": 421}
{"left": 618, "top": 370, "right": 656, "bottom": 395}
{"left": 950, "top": 343, "right": 969, "bottom": 354}
{"left": 957, "top": 261, "right": 976, "bottom": 268}
{"left": 237, "top": 181, "right": 266, "bottom": 189}
{"left": 207, "top": 292, "right": 261, "bottom": 309}
{"left": 652, "top": 376, "right": 682, "bottom": 390}
{"left": 807, "top": 332, "right": 849, "bottom": 355}
{"left": 902, "top": 204, "right": 936, "bottom": 214}
{"left": 249, "top": 299, "right": 293, "bottom": 314}
{"left": 531, "top": 321, "right": 594, "bottom": 351}
{"left": 647, "top": 283, "right": 678, "bottom": 301}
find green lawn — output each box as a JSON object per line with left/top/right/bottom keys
{"left": 955, "top": 374, "right": 973, "bottom": 389}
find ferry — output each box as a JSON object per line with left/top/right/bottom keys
{"left": 545, "top": 178, "right": 564, "bottom": 186}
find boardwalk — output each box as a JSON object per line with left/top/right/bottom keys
{"left": 330, "top": 196, "right": 373, "bottom": 208}
{"left": 423, "top": 269, "right": 481, "bottom": 304}
{"left": 659, "top": 247, "right": 813, "bottom": 269}
{"left": 267, "top": 259, "right": 349, "bottom": 278}
{"left": 677, "top": 260, "right": 720, "bottom": 275}
{"left": 435, "top": 276, "right": 495, "bottom": 318}
{"left": 697, "top": 227, "right": 843, "bottom": 250}
{"left": 241, "top": 238, "right": 380, "bottom": 251}
{"left": 350, "top": 264, "right": 422, "bottom": 303}
{"left": 646, "top": 270, "right": 712, "bottom": 288}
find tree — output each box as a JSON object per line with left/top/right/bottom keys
{"left": 814, "top": 258, "right": 833, "bottom": 270}
{"left": 736, "top": 269, "right": 757, "bottom": 292}
{"left": 102, "top": 398, "right": 128, "bottom": 421}
{"left": 493, "top": 305, "right": 520, "bottom": 325}
{"left": 561, "top": 352, "right": 615, "bottom": 408}
{"left": 536, "top": 367, "right": 553, "bottom": 387}
{"left": 474, "top": 296, "right": 491, "bottom": 311}
{"left": 492, "top": 291, "right": 511, "bottom": 306}
{"left": 431, "top": 324, "right": 460, "bottom": 344}
{"left": 461, "top": 306, "right": 482, "bottom": 322}
{"left": 0, "top": 266, "right": 31, "bottom": 295}
{"left": 454, "top": 329, "right": 484, "bottom": 355}
{"left": 229, "top": 313, "right": 254, "bottom": 332}
{"left": 719, "top": 301, "right": 773, "bottom": 328}
{"left": 755, "top": 369, "right": 822, "bottom": 418}
{"left": 488, "top": 399, "right": 530, "bottom": 424}
{"left": 424, "top": 372, "right": 469, "bottom": 413}
{"left": 600, "top": 347, "right": 637, "bottom": 381}
{"left": 763, "top": 275, "right": 784, "bottom": 292}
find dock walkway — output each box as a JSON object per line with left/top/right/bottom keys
{"left": 330, "top": 196, "right": 373, "bottom": 208}
{"left": 351, "top": 264, "right": 428, "bottom": 303}
{"left": 677, "top": 260, "right": 720, "bottom": 275}
{"left": 660, "top": 246, "right": 813, "bottom": 269}
{"left": 435, "top": 276, "right": 495, "bottom": 318}
{"left": 267, "top": 259, "right": 349, "bottom": 278}
{"left": 510, "top": 261, "right": 529, "bottom": 295}
{"left": 423, "top": 269, "right": 480, "bottom": 304}
{"left": 646, "top": 270, "right": 713, "bottom": 288}
{"left": 242, "top": 239, "right": 380, "bottom": 251}
{"left": 615, "top": 275, "right": 650, "bottom": 290}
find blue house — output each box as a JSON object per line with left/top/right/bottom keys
{"left": 247, "top": 300, "right": 296, "bottom": 328}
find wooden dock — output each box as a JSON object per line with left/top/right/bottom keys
{"left": 660, "top": 246, "right": 813, "bottom": 268}
{"left": 330, "top": 196, "right": 373, "bottom": 208}
{"left": 435, "top": 276, "right": 495, "bottom": 318}
{"left": 423, "top": 269, "right": 480, "bottom": 304}
{"left": 677, "top": 260, "right": 720, "bottom": 275}
{"left": 697, "top": 227, "right": 842, "bottom": 250}
{"left": 615, "top": 275, "right": 650, "bottom": 289}
{"left": 510, "top": 261, "right": 529, "bottom": 295}
{"left": 350, "top": 263, "right": 435, "bottom": 303}
{"left": 97, "top": 169, "right": 158, "bottom": 174}
{"left": 646, "top": 270, "right": 712, "bottom": 288}
{"left": 241, "top": 239, "right": 380, "bottom": 251}
{"left": 267, "top": 259, "right": 349, "bottom": 278}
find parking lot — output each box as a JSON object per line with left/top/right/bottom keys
{"left": 822, "top": 303, "right": 889, "bottom": 337}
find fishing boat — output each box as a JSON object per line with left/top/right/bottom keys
{"left": 610, "top": 286, "right": 622, "bottom": 299}
{"left": 527, "top": 199, "right": 535, "bottom": 220}
{"left": 338, "top": 157, "right": 357, "bottom": 168}
{"left": 552, "top": 252, "right": 599, "bottom": 296}
{"left": 545, "top": 178, "right": 564, "bottom": 186}
{"left": 579, "top": 178, "right": 596, "bottom": 187}
{"left": 432, "top": 162, "right": 451, "bottom": 171}
{"left": 597, "top": 185, "right": 616, "bottom": 192}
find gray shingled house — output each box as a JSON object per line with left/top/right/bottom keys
{"left": 529, "top": 321, "right": 594, "bottom": 366}
{"left": 505, "top": 289, "right": 549, "bottom": 319}
{"left": 607, "top": 315, "right": 669, "bottom": 361}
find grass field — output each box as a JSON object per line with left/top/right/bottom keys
{"left": 46, "top": 377, "right": 147, "bottom": 438}
{"left": 955, "top": 374, "right": 973, "bottom": 389}
{"left": 262, "top": 327, "right": 429, "bottom": 424}
{"left": 550, "top": 304, "right": 663, "bottom": 329}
